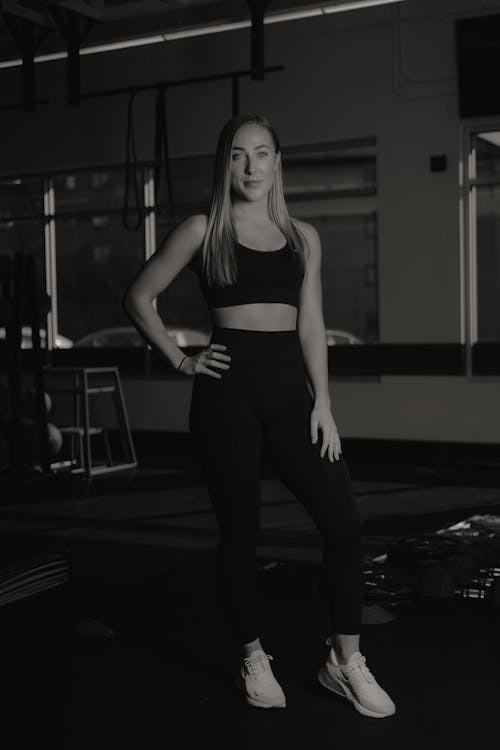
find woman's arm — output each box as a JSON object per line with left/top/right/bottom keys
{"left": 296, "top": 220, "right": 331, "bottom": 406}
{"left": 122, "top": 214, "right": 207, "bottom": 369}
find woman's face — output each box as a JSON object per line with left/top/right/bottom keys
{"left": 229, "top": 123, "right": 280, "bottom": 203}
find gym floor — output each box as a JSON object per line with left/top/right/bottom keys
{"left": 0, "top": 451, "right": 499, "bottom": 750}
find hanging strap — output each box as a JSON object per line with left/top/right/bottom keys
{"left": 153, "top": 85, "right": 174, "bottom": 223}
{"left": 122, "top": 90, "right": 144, "bottom": 231}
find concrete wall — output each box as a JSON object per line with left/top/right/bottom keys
{"left": 2, "top": 0, "right": 499, "bottom": 442}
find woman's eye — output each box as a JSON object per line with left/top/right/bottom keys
{"left": 258, "top": 151, "right": 269, "bottom": 157}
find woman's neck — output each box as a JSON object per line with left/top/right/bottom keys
{"left": 232, "top": 198, "right": 271, "bottom": 225}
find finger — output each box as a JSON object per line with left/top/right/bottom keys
{"left": 329, "top": 430, "right": 337, "bottom": 461}
{"left": 202, "top": 364, "right": 221, "bottom": 379}
{"left": 311, "top": 421, "right": 318, "bottom": 443}
{"left": 328, "top": 438, "right": 334, "bottom": 462}
{"left": 210, "top": 346, "right": 231, "bottom": 362}
{"left": 208, "top": 350, "right": 232, "bottom": 366}
{"left": 210, "top": 359, "right": 231, "bottom": 370}
{"left": 204, "top": 350, "right": 225, "bottom": 377}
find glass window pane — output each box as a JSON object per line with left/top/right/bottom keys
{"left": 55, "top": 214, "right": 145, "bottom": 345}
{"left": 475, "top": 132, "right": 500, "bottom": 180}
{"left": 476, "top": 183, "right": 500, "bottom": 342}
{"left": 53, "top": 168, "right": 131, "bottom": 214}
{"left": 0, "top": 220, "right": 47, "bottom": 349}
{"left": 0, "top": 177, "right": 43, "bottom": 219}
{"left": 283, "top": 145, "right": 376, "bottom": 199}
{"left": 291, "top": 212, "right": 378, "bottom": 344}
{"left": 0, "top": 219, "right": 46, "bottom": 288}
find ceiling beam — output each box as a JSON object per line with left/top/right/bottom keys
{"left": 47, "top": 2, "right": 98, "bottom": 104}
{"left": 1, "top": 6, "right": 53, "bottom": 109}
{"left": 1, "top": 0, "right": 55, "bottom": 27}
{"left": 247, "top": 0, "right": 272, "bottom": 80}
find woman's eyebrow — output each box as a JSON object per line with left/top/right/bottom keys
{"left": 232, "top": 144, "right": 271, "bottom": 150}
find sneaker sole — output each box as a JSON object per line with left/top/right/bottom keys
{"left": 235, "top": 674, "right": 286, "bottom": 709}
{"left": 317, "top": 666, "right": 395, "bottom": 719}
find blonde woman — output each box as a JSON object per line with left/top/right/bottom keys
{"left": 123, "top": 114, "right": 395, "bottom": 718}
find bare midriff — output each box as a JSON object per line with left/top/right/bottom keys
{"left": 211, "top": 303, "right": 297, "bottom": 331}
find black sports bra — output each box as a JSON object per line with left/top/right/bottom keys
{"left": 190, "top": 241, "right": 305, "bottom": 310}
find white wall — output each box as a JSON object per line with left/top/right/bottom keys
{"left": 2, "top": 0, "right": 500, "bottom": 442}
{"left": 121, "top": 374, "right": 500, "bottom": 443}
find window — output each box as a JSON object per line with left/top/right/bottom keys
{"left": 51, "top": 167, "right": 146, "bottom": 348}
{"left": 283, "top": 139, "right": 378, "bottom": 344}
{"left": 462, "top": 126, "right": 500, "bottom": 375}
{"left": 55, "top": 214, "right": 144, "bottom": 345}
{"left": 0, "top": 176, "right": 43, "bottom": 220}
{"left": 53, "top": 169, "right": 125, "bottom": 213}
{"left": 474, "top": 132, "right": 500, "bottom": 342}
{"left": 0, "top": 177, "right": 46, "bottom": 307}
{"left": 1, "top": 141, "right": 379, "bottom": 371}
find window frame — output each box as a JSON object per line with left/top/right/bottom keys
{"left": 460, "top": 117, "right": 500, "bottom": 379}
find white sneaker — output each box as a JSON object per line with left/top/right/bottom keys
{"left": 236, "top": 649, "right": 286, "bottom": 709}
{"left": 317, "top": 637, "right": 396, "bottom": 718}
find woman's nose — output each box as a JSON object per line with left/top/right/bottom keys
{"left": 245, "top": 158, "right": 256, "bottom": 174}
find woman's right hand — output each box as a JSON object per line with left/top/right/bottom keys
{"left": 178, "top": 344, "right": 231, "bottom": 378}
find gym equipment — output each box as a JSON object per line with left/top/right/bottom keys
{"left": 123, "top": 90, "right": 144, "bottom": 231}
{"left": 47, "top": 422, "right": 63, "bottom": 459}
{"left": 0, "top": 552, "right": 69, "bottom": 608}
{"left": 44, "top": 366, "right": 136, "bottom": 482}
{"left": 76, "top": 65, "right": 284, "bottom": 231}
{"left": 256, "top": 512, "right": 500, "bottom": 619}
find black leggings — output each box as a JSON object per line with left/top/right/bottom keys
{"left": 188, "top": 327, "right": 364, "bottom": 644}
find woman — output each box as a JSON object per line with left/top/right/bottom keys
{"left": 123, "top": 114, "right": 395, "bottom": 719}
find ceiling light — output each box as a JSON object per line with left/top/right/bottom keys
{"left": 322, "top": 0, "right": 406, "bottom": 12}
{"left": 265, "top": 9, "right": 324, "bottom": 24}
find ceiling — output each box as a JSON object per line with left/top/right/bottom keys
{"left": 0, "top": 1, "right": 396, "bottom": 63}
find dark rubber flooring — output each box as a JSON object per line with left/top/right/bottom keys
{"left": 0, "top": 458, "right": 499, "bottom": 749}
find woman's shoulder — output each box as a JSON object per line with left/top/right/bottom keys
{"left": 291, "top": 217, "right": 319, "bottom": 241}
{"left": 180, "top": 213, "right": 209, "bottom": 243}
{"left": 179, "top": 214, "right": 208, "bottom": 271}
{"left": 290, "top": 218, "right": 320, "bottom": 262}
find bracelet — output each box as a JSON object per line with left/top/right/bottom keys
{"left": 177, "top": 355, "right": 187, "bottom": 372}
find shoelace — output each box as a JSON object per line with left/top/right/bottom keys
{"left": 343, "top": 654, "right": 375, "bottom": 683}
{"left": 244, "top": 653, "right": 273, "bottom": 677}
{"left": 325, "top": 637, "right": 375, "bottom": 683}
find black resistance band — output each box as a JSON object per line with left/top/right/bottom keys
{"left": 122, "top": 90, "right": 144, "bottom": 231}
{"left": 153, "top": 86, "right": 174, "bottom": 224}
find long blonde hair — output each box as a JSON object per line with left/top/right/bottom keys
{"left": 202, "top": 113, "right": 306, "bottom": 287}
